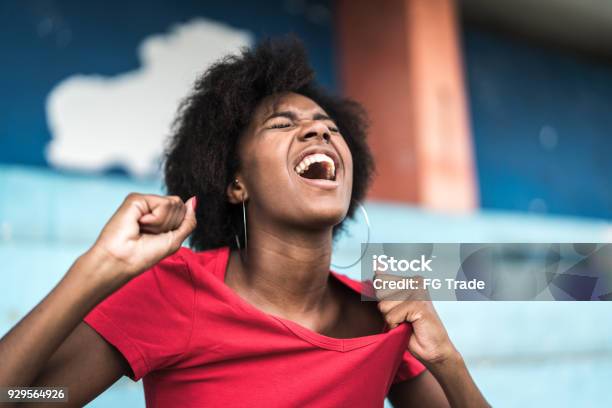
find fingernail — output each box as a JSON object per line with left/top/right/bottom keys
{"left": 191, "top": 196, "right": 197, "bottom": 211}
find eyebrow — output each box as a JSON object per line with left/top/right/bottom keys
{"left": 263, "top": 111, "right": 333, "bottom": 123}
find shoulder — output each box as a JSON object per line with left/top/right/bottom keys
{"left": 165, "top": 245, "right": 226, "bottom": 267}
{"left": 330, "top": 271, "right": 376, "bottom": 298}
{"left": 113, "top": 246, "right": 227, "bottom": 298}
{"left": 168, "top": 245, "right": 230, "bottom": 282}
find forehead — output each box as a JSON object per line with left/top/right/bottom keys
{"left": 254, "top": 92, "right": 328, "bottom": 121}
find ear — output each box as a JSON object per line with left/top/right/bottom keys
{"left": 226, "top": 177, "right": 248, "bottom": 204}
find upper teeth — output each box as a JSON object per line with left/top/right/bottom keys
{"left": 295, "top": 153, "right": 336, "bottom": 178}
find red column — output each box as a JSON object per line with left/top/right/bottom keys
{"left": 336, "top": 0, "right": 478, "bottom": 211}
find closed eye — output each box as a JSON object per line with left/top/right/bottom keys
{"left": 268, "top": 122, "right": 292, "bottom": 129}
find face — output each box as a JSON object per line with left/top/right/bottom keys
{"left": 229, "top": 92, "right": 353, "bottom": 232}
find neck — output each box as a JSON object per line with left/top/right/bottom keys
{"left": 228, "top": 220, "right": 335, "bottom": 316}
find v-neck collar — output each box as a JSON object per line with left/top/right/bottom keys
{"left": 207, "top": 246, "right": 406, "bottom": 352}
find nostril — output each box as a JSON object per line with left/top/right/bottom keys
{"left": 304, "top": 131, "right": 330, "bottom": 143}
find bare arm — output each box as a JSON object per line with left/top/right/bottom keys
{"left": 0, "top": 193, "right": 197, "bottom": 406}
{"left": 0, "top": 248, "right": 129, "bottom": 390}
{"left": 388, "top": 353, "right": 488, "bottom": 408}
{"left": 389, "top": 370, "right": 448, "bottom": 408}
{"left": 27, "top": 322, "right": 130, "bottom": 407}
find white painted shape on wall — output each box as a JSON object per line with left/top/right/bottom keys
{"left": 45, "top": 18, "right": 252, "bottom": 177}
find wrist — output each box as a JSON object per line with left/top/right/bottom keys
{"left": 71, "top": 246, "right": 132, "bottom": 294}
{"left": 422, "top": 346, "right": 490, "bottom": 407}
{"left": 424, "top": 343, "right": 464, "bottom": 373}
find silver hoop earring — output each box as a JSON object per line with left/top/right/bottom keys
{"left": 242, "top": 198, "right": 248, "bottom": 251}
{"left": 331, "top": 202, "right": 371, "bottom": 269}
{"left": 234, "top": 198, "right": 248, "bottom": 255}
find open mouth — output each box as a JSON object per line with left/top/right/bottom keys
{"left": 294, "top": 153, "right": 336, "bottom": 181}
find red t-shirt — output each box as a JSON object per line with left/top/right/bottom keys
{"left": 84, "top": 246, "right": 425, "bottom": 407}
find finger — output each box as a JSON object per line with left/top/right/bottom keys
{"left": 140, "top": 223, "right": 161, "bottom": 234}
{"left": 139, "top": 196, "right": 182, "bottom": 232}
{"left": 373, "top": 272, "right": 409, "bottom": 300}
{"left": 377, "top": 299, "right": 404, "bottom": 314}
{"left": 374, "top": 273, "right": 431, "bottom": 302}
{"left": 376, "top": 287, "right": 412, "bottom": 302}
{"left": 119, "top": 193, "right": 153, "bottom": 223}
{"left": 138, "top": 208, "right": 169, "bottom": 234}
{"left": 135, "top": 194, "right": 168, "bottom": 225}
{"left": 162, "top": 196, "right": 187, "bottom": 232}
{"left": 167, "top": 199, "right": 187, "bottom": 231}
{"left": 381, "top": 304, "right": 408, "bottom": 329}
{"left": 138, "top": 213, "right": 157, "bottom": 224}
{"left": 154, "top": 196, "right": 179, "bottom": 231}
{"left": 167, "top": 197, "right": 197, "bottom": 248}
{"left": 383, "top": 301, "right": 424, "bottom": 329}
{"left": 376, "top": 287, "right": 429, "bottom": 302}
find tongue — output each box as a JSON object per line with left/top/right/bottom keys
{"left": 301, "top": 161, "right": 332, "bottom": 180}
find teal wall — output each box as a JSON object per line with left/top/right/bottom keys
{"left": 1, "top": 164, "right": 611, "bottom": 407}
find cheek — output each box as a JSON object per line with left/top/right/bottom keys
{"left": 258, "top": 140, "right": 288, "bottom": 172}
{"left": 243, "top": 140, "right": 290, "bottom": 191}
{"left": 339, "top": 141, "right": 354, "bottom": 185}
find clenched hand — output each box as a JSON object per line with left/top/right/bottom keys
{"left": 92, "top": 193, "right": 197, "bottom": 278}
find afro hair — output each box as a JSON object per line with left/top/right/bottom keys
{"left": 163, "top": 36, "right": 374, "bottom": 251}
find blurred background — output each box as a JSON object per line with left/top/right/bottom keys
{"left": 1, "top": 0, "right": 611, "bottom": 406}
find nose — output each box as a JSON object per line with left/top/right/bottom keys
{"left": 300, "top": 120, "right": 331, "bottom": 144}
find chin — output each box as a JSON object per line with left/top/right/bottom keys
{"left": 302, "top": 204, "right": 348, "bottom": 229}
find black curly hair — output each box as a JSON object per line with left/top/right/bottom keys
{"left": 163, "top": 36, "right": 375, "bottom": 251}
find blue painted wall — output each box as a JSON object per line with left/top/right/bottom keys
{"left": 0, "top": 0, "right": 336, "bottom": 170}
{"left": 463, "top": 27, "right": 612, "bottom": 220}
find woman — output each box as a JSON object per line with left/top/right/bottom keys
{"left": 0, "top": 38, "right": 489, "bottom": 407}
